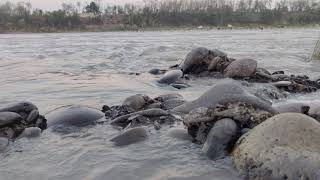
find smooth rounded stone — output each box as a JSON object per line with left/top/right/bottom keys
{"left": 180, "top": 47, "right": 211, "bottom": 74}
{"left": 26, "top": 109, "right": 39, "bottom": 124}
{"left": 157, "top": 70, "right": 183, "bottom": 84}
{"left": 110, "top": 127, "right": 148, "bottom": 146}
{"left": 273, "top": 102, "right": 310, "bottom": 114}
{"left": 146, "top": 103, "right": 162, "bottom": 109}
{"left": 122, "top": 94, "right": 149, "bottom": 111}
{"left": 19, "top": 127, "right": 41, "bottom": 138}
{"left": 271, "top": 81, "right": 292, "bottom": 87}
{"left": 232, "top": 113, "right": 320, "bottom": 180}
{"left": 148, "top": 68, "right": 166, "bottom": 75}
{"left": 211, "top": 49, "right": 227, "bottom": 57}
{"left": 166, "top": 128, "right": 193, "bottom": 141}
{"left": 202, "top": 118, "right": 238, "bottom": 160}
{"left": 0, "top": 101, "right": 38, "bottom": 114}
{"left": 46, "top": 105, "right": 104, "bottom": 127}
{"left": 174, "top": 79, "right": 276, "bottom": 114}
{"left": 224, "top": 59, "right": 257, "bottom": 78}
{"left": 0, "top": 112, "right": 22, "bottom": 126}
{"left": 0, "top": 137, "right": 9, "bottom": 152}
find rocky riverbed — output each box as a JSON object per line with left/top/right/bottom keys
{"left": 1, "top": 29, "right": 320, "bottom": 180}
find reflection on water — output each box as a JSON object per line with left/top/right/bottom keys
{"left": 0, "top": 29, "right": 320, "bottom": 180}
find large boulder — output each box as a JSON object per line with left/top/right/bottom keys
{"left": 46, "top": 105, "right": 104, "bottom": 128}
{"left": 232, "top": 113, "right": 320, "bottom": 180}
{"left": 173, "top": 79, "right": 275, "bottom": 114}
{"left": 224, "top": 59, "right": 257, "bottom": 78}
{"left": 180, "top": 47, "right": 211, "bottom": 74}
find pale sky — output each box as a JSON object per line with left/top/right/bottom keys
{"left": 5, "top": 0, "right": 143, "bottom": 10}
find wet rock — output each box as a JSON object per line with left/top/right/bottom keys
{"left": 0, "top": 101, "right": 38, "bottom": 114}
{"left": 110, "top": 127, "right": 148, "bottom": 146}
{"left": 166, "top": 128, "right": 193, "bottom": 141}
{"left": 36, "top": 115, "right": 47, "bottom": 130}
{"left": 0, "top": 112, "right": 22, "bottom": 126}
{"left": 174, "top": 79, "right": 275, "bottom": 114}
{"left": 122, "top": 94, "right": 150, "bottom": 111}
{"left": 273, "top": 102, "right": 310, "bottom": 114}
{"left": 162, "top": 98, "right": 186, "bottom": 110}
{"left": 158, "top": 70, "right": 183, "bottom": 84}
{"left": 19, "top": 127, "right": 41, "bottom": 138}
{"left": 202, "top": 118, "right": 238, "bottom": 160}
{"left": 232, "top": 113, "right": 320, "bottom": 180}
{"left": 104, "top": 105, "right": 135, "bottom": 120}
{"left": 26, "top": 109, "right": 39, "bottom": 124}
{"left": 148, "top": 68, "right": 166, "bottom": 75}
{"left": 180, "top": 47, "right": 211, "bottom": 74}
{"left": 155, "top": 93, "right": 184, "bottom": 102}
{"left": 47, "top": 105, "right": 104, "bottom": 128}
{"left": 208, "top": 56, "right": 231, "bottom": 72}
{"left": 146, "top": 103, "right": 162, "bottom": 109}
{"left": 171, "top": 82, "right": 190, "bottom": 89}
{"left": 0, "top": 137, "right": 9, "bottom": 152}
{"left": 224, "top": 59, "right": 257, "bottom": 78}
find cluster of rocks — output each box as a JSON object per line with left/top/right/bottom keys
{"left": 1, "top": 47, "right": 320, "bottom": 179}
{"left": 152, "top": 47, "right": 320, "bottom": 93}
{"left": 0, "top": 102, "right": 47, "bottom": 151}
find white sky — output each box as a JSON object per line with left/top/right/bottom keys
{"left": 4, "top": 0, "right": 143, "bottom": 10}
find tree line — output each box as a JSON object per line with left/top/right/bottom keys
{"left": 0, "top": 0, "right": 320, "bottom": 32}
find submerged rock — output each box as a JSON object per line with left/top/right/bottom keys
{"left": 232, "top": 113, "right": 320, "bottom": 180}
{"left": 47, "top": 105, "right": 104, "bottom": 128}
{"left": 202, "top": 118, "right": 238, "bottom": 160}
{"left": 110, "top": 127, "right": 148, "bottom": 146}
{"left": 158, "top": 70, "right": 183, "bottom": 84}
{"left": 166, "top": 128, "right": 193, "bottom": 141}
{"left": 224, "top": 59, "right": 257, "bottom": 78}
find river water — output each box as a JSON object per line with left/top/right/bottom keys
{"left": 0, "top": 28, "right": 319, "bottom": 179}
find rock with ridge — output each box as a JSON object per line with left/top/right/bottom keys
{"left": 0, "top": 112, "right": 22, "bottom": 127}
{"left": 173, "top": 79, "right": 275, "bottom": 114}
{"left": 158, "top": 70, "right": 183, "bottom": 84}
{"left": 110, "top": 127, "right": 148, "bottom": 146}
{"left": 232, "top": 113, "right": 320, "bottom": 180}
{"left": 46, "top": 105, "right": 104, "bottom": 128}
{"left": 202, "top": 118, "right": 238, "bottom": 160}
{"left": 224, "top": 59, "right": 257, "bottom": 78}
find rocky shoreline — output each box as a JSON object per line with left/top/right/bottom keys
{"left": 1, "top": 47, "right": 320, "bottom": 179}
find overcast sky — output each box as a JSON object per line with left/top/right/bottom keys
{"left": 5, "top": 0, "right": 143, "bottom": 10}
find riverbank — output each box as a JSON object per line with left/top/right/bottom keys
{"left": 1, "top": 23, "right": 319, "bottom": 34}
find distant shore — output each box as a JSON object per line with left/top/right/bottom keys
{"left": 1, "top": 24, "right": 319, "bottom": 34}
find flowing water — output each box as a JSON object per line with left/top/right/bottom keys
{"left": 0, "top": 28, "right": 319, "bottom": 180}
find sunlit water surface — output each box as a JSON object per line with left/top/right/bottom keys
{"left": 0, "top": 28, "right": 319, "bottom": 180}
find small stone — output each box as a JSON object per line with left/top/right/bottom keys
{"left": 110, "top": 127, "right": 148, "bottom": 146}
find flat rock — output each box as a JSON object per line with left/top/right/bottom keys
{"left": 46, "top": 105, "right": 104, "bottom": 127}
{"left": 232, "top": 113, "right": 320, "bottom": 180}
{"left": 224, "top": 59, "right": 257, "bottom": 78}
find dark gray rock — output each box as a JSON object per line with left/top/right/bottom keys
{"left": 273, "top": 102, "right": 310, "bottom": 114}
{"left": 224, "top": 59, "right": 257, "bottom": 78}
{"left": 0, "top": 101, "right": 38, "bottom": 114}
{"left": 180, "top": 47, "right": 211, "bottom": 74}
{"left": 122, "top": 94, "right": 150, "bottom": 111}
{"left": 46, "top": 105, "right": 104, "bottom": 128}
{"left": 202, "top": 118, "right": 238, "bottom": 160}
{"left": 0, "top": 112, "right": 22, "bottom": 127}
{"left": 110, "top": 127, "right": 148, "bottom": 146}
{"left": 26, "top": 109, "right": 39, "bottom": 124}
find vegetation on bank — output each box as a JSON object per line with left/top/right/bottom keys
{"left": 0, "top": 0, "right": 320, "bottom": 33}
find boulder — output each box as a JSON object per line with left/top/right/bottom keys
{"left": 224, "top": 59, "right": 257, "bottom": 78}
{"left": 232, "top": 113, "right": 320, "bottom": 180}
{"left": 0, "top": 112, "right": 22, "bottom": 127}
